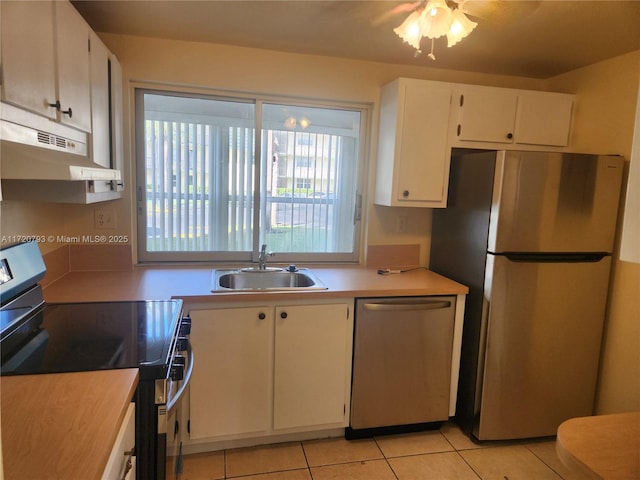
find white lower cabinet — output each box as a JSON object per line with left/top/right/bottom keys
{"left": 273, "top": 303, "right": 352, "bottom": 430}
{"left": 188, "top": 300, "right": 353, "bottom": 444}
{"left": 189, "top": 306, "right": 272, "bottom": 439}
{"left": 102, "top": 402, "right": 135, "bottom": 480}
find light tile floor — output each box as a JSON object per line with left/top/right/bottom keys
{"left": 174, "top": 421, "right": 592, "bottom": 480}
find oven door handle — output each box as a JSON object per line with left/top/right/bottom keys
{"left": 167, "top": 342, "right": 194, "bottom": 415}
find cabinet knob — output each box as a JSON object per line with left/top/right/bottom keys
{"left": 402, "top": 190, "right": 410, "bottom": 198}
{"left": 49, "top": 100, "right": 61, "bottom": 110}
{"left": 258, "top": 312, "right": 266, "bottom": 320}
{"left": 280, "top": 312, "right": 288, "bottom": 319}
{"left": 507, "top": 132, "right": 513, "bottom": 139}
{"left": 61, "top": 107, "right": 73, "bottom": 118}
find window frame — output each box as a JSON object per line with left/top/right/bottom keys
{"left": 134, "top": 85, "right": 370, "bottom": 265}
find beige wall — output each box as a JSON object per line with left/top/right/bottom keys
{"left": 548, "top": 50, "right": 640, "bottom": 414}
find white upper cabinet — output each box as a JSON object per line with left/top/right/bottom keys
{"left": 0, "top": 0, "right": 92, "bottom": 133}
{"left": 453, "top": 85, "right": 574, "bottom": 147}
{"left": 54, "top": 1, "right": 91, "bottom": 132}
{"left": 89, "top": 32, "right": 111, "bottom": 169}
{"left": 89, "top": 32, "right": 124, "bottom": 197}
{"left": 109, "top": 55, "right": 125, "bottom": 193}
{"left": 374, "top": 78, "right": 576, "bottom": 209}
{"left": 455, "top": 87, "right": 518, "bottom": 143}
{"left": 375, "top": 78, "right": 453, "bottom": 208}
{"left": 515, "top": 92, "right": 574, "bottom": 146}
{"left": 1, "top": 1, "right": 57, "bottom": 119}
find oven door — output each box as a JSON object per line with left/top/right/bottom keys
{"left": 137, "top": 317, "right": 193, "bottom": 480}
{"left": 165, "top": 341, "right": 194, "bottom": 480}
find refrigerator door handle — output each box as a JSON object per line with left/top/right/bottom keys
{"left": 361, "top": 301, "right": 452, "bottom": 312}
{"left": 502, "top": 253, "right": 608, "bottom": 263}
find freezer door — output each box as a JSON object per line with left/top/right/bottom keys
{"left": 475, "top": 254, "right": 612, "bottom": 440}
{"left": 489, "top": 152, "right": 623, "bottom": 253}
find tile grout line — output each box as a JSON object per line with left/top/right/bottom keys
{"left": 524, "top": 444, "right": 567, "bottom": 480}
{"left": 300, "top": 440, "right": 316, "bottom": 480}
{"left": 373, "top": 436, "right": 401, "bottom": 480}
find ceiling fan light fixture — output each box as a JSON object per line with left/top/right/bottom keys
{"left": 393, "top": 10, "right": 424, "bottom": 50}
{"left": 446, "top": 8, "right": 477, "bottom": 47}
{"left": 420, "top": 0, "right": 452, "bottom": 38}
{"left": 394, "top": 0, "right": 478, "bottom": 58}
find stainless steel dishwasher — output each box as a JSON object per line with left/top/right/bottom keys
{"left": 348, "top": 296, "right": 456, "bottom": 437}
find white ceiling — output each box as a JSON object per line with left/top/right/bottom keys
{"left": 71, "top": 0, "right": 640, "bottom": 79}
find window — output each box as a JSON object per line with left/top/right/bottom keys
{"left": 135, "top": 89, "right": 367, "bottom": 264}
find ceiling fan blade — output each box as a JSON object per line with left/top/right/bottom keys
{"left": 371, "top": 1, "right": 422, "bottom": 26}
{"left": 455, "top": 0, "right": 542, "bottom": 24}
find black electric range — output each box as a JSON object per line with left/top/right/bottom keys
{"left": 1, "top": 298, "right": 183, "bottom": 380}
{"left": 0, "top": 242, "right": 192, "bottom": 480}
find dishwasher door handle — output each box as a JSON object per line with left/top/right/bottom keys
{"left": 361, "top": 301, "right": 451, "bottom": 312}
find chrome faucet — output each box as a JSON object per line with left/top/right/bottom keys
{"left": 258, "top": 244, "right": 274, "bottom": 270}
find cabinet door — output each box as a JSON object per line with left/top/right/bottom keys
{"left": 395, "top": 82, "right": 452, "bottom": 203}
{"left": 110, "top": 55, "right": 125, "bottom": 192}
{"left": 189, "top": 307, "right": 272, "bottom": 439}
{"left": 273, "top": 303, "right": 352, "bottom": 430}
{"left": 54, "top": 0, "right": 92, "bottom": 132}
{"left": 0, "top": 0, "right": 57, "bottom": 119}
{"left": 375, "top": 79, "right": 452, "bottom": 207}
{"left": 89, "top": 32, "right": 111, "bottom": 169}
{"left": 515, "top": 93, "right": 573, "bottom": 146}
{"left": 456, "top": 87, "right": 518, "bottom": 143}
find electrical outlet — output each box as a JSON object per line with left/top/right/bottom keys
{"left": 94, "top": 208, "right": 116, "bottom": 229}
{"left": 396, "top": 215, "right": 408, "bottom": 234}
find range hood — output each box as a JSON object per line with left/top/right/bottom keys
{"left": 1, "top": 102, "right": 121, "bottom": 182}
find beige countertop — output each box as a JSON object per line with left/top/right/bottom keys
{"left": 556, "top": 412, "right": 640, "bottom": 480}
{"left": 44, "top": 266, "right": 468, "bottom": 302}
{"left": 1, "top": 369, "right": 138, "bottom": 480}
{"left": 43, "top": 264, "right": 468, "bottom": 303}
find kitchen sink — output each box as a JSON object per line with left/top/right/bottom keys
{"left": 212, "top": 268, "right": 328, "bottom": 291}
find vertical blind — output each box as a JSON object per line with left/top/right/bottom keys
{"left": 138, "top": 91, "right": 363, "bottom": 262}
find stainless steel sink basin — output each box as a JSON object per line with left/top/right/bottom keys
{"left": 212, "top": 268, "right": 327, "bottom": 291}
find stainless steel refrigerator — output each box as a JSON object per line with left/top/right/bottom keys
{"left": 430, "top": 150, "right": 624, "bottom": 441}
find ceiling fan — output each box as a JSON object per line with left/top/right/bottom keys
{"left": 382, "top": 0, "right": 541, "bottom": 60}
